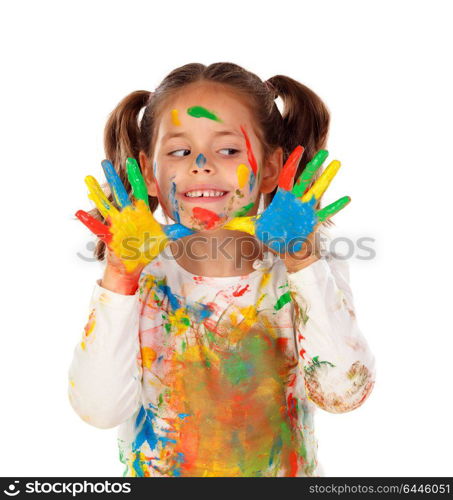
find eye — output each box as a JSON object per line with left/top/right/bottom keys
{"left": 219, "top": 148, "right": 240, "bottom": 156}
{"left": 169, "top": 149, "right": 191, "bottom": 157}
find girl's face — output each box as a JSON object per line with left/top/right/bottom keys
{"left": 143, "top": 82, "right": 280, "bottom": 231}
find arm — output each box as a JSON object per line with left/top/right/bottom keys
{"left": 287, "top": 254, "right": 376, "bottom": 414}
{"left": 67, "top": 276, "right": 143, "bottom": 429}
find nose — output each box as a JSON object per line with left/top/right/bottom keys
{"left": 190, "top": 153, "right": 214, "bottom": 174}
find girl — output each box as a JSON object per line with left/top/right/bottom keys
{"left": 68, "top": 62, "right": 376, "bottom": 477}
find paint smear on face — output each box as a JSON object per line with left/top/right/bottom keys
{"left": 196, "top": 153, "right": 207, "bottom": 169}
{"left": 239, "top": 125, "right": 258, "bottom": 176}
{"left": 233, "top": 202, "right": 254, "bottom": 217}
{"left": 248, "top": 170, "right": 256, "bottom": 192}
{"left": 236, "top": 163, "right": 249, "bottom": 189}
{"left": 171, "top": 109, "right": 182, "bottom": 126}
{"left": 192, "top": 206, "right": 221, "bottom": 229}
{"left": 170, "top": 181, "right": 181, "bottom": 224}
{"left": 187, "top": 106, "right": 222, "bottom": 122}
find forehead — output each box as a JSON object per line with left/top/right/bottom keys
{"left": 159, "top": 82, "right": 254, "bottom": 128}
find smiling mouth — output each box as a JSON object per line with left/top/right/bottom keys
{"left": 183, "top": 189, "right": 229, "bottom": 200}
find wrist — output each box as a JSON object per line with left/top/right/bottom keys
{"left": 101, "top": 264, "right": 141, "bottom": 295}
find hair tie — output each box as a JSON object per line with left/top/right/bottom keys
{"left": 264, "top": 80, "right": 278, "bottom": 100}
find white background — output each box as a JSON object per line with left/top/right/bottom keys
{"left": 1, "top": 0, "right": 452, "bottom": 477}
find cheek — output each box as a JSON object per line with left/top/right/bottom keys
{"left": 235, "top": 163, "right": 258, "bottom": 194}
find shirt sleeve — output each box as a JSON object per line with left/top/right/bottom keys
{"left": 67, "top": 278, "right": 143, "bottom": 429}
{"left": 287, "top": 255, "right": 376, "bottom": 414}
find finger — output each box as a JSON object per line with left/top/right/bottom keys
{"left": 278, "top": 145, "right": 305, "bottom": 191}
{"left": 222, "top": 215, "right": 257, "bottom": 235}
{"left": 101, "top": 160, "right": 132, "bottom": 209}
{"left": 301, "top": 159, "right": 341, "bottom": 202}
{"left": 75, "top": 210, "right": 112, "bottom": 244}
{"left": 126, "top": 158, "right": 150, "bottom": 207}
{"left": 85, "top": 175, "right": 120, "bottom": 219}
{"left": 163, "top": 223, "right": 196, "bottom": 240}
{"left": 291, "top": 149, "right": 329, "bottom": 197}
{"left": 316, "top": 196, "right": 351, "bottom": 222}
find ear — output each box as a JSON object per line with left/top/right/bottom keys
{"left": 139, "top": 151, "right": 158, "bottom": 197}
{"left": 260, "top": 147, "right": 283, "bottom": 194}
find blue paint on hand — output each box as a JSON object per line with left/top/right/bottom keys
{"left": 101, "top": 159, "right": 132, "bottom": 208}
{"left": 163, "top": 223, "right": 195, "bottom": 240}
{"left": 255, "top": 189, "right": 318, "bottom": 253}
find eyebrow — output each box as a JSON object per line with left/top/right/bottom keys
{"left": 162, "top": 130, "right": 242, "bottom": 142}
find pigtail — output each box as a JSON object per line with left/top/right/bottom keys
{"left": 90, "top": 90, "right": 158, "bottom": 262}
{"left": 265, "top": 75, "right": 333, "bottom": 230}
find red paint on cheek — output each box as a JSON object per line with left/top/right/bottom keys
{"left": 240, "top": 125, "right": 258, "bottom": 177}
{"left": 192, "top": 207, "right": 221, "bottom": 229}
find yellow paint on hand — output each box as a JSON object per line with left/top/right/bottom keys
{"left": 85, "top": 175, "right": 118, "bottom": 220}
{"left": 301, "top": 160, "right": 341, "bottom": 202}
{"left": 223, "top": 215, "right": 256, "bottom": 235}
{"left": 109, "top": 199, "right": 169, "bottom": 273}
{"left": 236, "top": 163, "right": 249, "bottom": 189}
{"left": 171, "top": 109, "right": 181, "bottom": 126}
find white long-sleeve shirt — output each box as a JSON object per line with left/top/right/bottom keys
{"left": 68, "top": 246, "right": 376, "bottom": 477}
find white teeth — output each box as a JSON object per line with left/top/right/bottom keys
{"left": 185, "top": 190, "right": 226, "bottom": 198}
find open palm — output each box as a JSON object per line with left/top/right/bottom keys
{"left": 223, "top": 147, "right": 350, "bottom": 254}
{"left": 75, "top": 158, "right": 194, "bottom": 273}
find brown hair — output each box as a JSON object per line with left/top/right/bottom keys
{"left": 89, "top": 62, "right": 331, "bottom": 261}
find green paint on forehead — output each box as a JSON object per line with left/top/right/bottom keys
{"left": 187, "top": 106, "right": 222, "bottom": 122}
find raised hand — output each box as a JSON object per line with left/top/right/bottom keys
{"left": 75, "top": 158, "right": 194, "bottom": 273}
{"left": 223, "top": 147, "right": 350, "bottom": 254}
